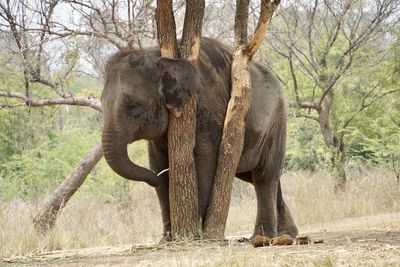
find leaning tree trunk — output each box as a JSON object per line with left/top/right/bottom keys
{"left": 155, "top": 0, "right": 205, "bottom": 239}
{"left": 33, "top": 141, "right": 103, "bottom": 234}
{"left": 203, "top": 0, "right": 281, "bottom": 239}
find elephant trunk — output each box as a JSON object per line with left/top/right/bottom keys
{"left": 102, "top": 126, "right": 160, "bottom": 187}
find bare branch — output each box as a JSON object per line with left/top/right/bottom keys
{"left": 245, "top": 0, "right": 280, "bottom": 59}
{"left": 343, "top": 85, "right": 400, "bottom": 129}
{"left": 0, "top": 91, "right": 102, "bottom": 112}
{"left": 295, "top": 113, "right": 319, "bottom": 122}
{"left": 307, "top": 0, "right": 318, "bottom": 70}
{"left": 288, "top": 49, "right": 320, "bottom": 111}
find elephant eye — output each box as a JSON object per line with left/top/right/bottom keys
{"left": 128, "top": 104, "right": 136, "bottom": 111}
{"left": 126, "top": 102, "right": 144, "bottom": 118}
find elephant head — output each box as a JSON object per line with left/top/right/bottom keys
{"left": 101, "top": 50, "right": 200, "bottom": 187}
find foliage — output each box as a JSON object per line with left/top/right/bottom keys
{"left": 285, "top": 118, "right": 329, "bottom": 171}
{"left": 0, "top": 126, "right": 96, "bottom": 200}
{"left": 0, "top": 117, "right": 149, "bottom": 202}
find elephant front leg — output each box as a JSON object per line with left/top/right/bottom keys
{"left": 155, "top": 176, "right": 171, "bottom": 242}
{"left": 148, "top": 141, "right": 171, "bottom": 241}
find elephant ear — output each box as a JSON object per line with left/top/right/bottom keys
{"left": 157, "top": 57, "right": 200, "bottom": 118}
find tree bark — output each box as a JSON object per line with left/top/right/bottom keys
{"left": 168, "top": 0, "right": 205, "bottom": 239}
{"left": 33, "top": 141, "right": 103, "bottom": 234}
{"left": 203, "top": 0, "right": 280, "bottom": 239}
{"left": 167, "top": 95, "right": 199, "bottom": 239}
{"left": 156, "top": 0, "right": 205, "bottom": 239}
{"left": 155, "top": 0, "right": 179, "bottom": 59}
{"left": 234, "top": 0, "right": 250, "bottom": 47}
{"left": 332, "top": 143, "right": 347, "bottom": 192}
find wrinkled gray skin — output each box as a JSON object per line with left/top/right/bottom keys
{"left": 101, "top": 38, "right": 298, "bottom": 239}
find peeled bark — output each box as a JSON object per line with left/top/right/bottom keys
{"left": 203, "top": 52, "right": 251, "bottom": 239}
{"left": 33, "top": 141, "right": 103, "bottom": 234}
{"left": 203, "top": 0, "right": 280, "bottom": 239}
{"left": 155, "top": 0, "right": 179, "bottom": 59}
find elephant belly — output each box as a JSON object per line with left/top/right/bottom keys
{"left": 236, "top": 126, "right": 266, "bottom": 173}
{"left": 235, "top": 105, "right": 274, "bottom": 173}
{"left": 236, "top": 149, "right": 261, "bottom": 173}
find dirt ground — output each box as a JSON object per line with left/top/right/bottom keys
{"left": 2, "top": 213, "right": 400, "bottom": 266}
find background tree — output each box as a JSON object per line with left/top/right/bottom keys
{"left": 268, "top": 0, "right": 400, "bottom": 189}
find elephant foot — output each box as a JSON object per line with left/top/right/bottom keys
{"left": 251, "top": 224, "right": 294, "bottom": 247}
{"left": 251, "top": 235, "right": 271, "bottom": 247}
{"left": 271, "top": 234, "right": 294, "bottom": 246}
{"left": 251, "top": 234, "right": 294, "bottom": 247}
{"left": 158, "top": 231, "right": 172, "bottom": 244}
{"left": 277, "top": 227, "right": 298, "bottom": 239}
{"left": 277, "top": 218, "right": 298, "bottom": 239}
{"left": 251, "top": 224, "right": 277, "bottom": 240}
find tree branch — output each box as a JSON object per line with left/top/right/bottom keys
{"left": 288, "top": 50, "right": 320, "bottom": 111}
{"left": 0, "top": 91, "right": 102, "bottom": 112}
{"left": 245, "top": 0, "right": 280, "bottom": 59}
{"left": 155, "top": 0, "right": 179, "bottom": 58}
{"left": 234, "top": 0, "right": 250, "bottom": 47}
{"left": 295, "top": 113, "right": 319, "bottom": 122}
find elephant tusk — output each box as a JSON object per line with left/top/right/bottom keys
{"left": 157, "top": 168, "right": 169, "bottom": 176}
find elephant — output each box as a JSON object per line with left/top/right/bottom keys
{"left": 100, "top": 37, "right": 298, "bottom": 240}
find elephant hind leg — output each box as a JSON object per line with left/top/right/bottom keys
{"left": 252, "top": 102, "right": 297, "bottom": 239}
{"left": 277, "top": 181, "right": 298, "bottom": 238}
{"left": 252, "top": 173, "right": 279, "bottom": 239}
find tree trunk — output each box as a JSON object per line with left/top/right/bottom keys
{"left": 203, "top": 0, "right": 280, "bottom": 239}
{"left": 332, "top": 142, "right": 347, "bottom": 192}
{"left": 168, "top": 0, "right": 205, "bottom": 240}
{"left": 155, "top": 0, "right": 179, "bottom": 59}
{"left": 156, "top": 0, "right": 205, "bottom": 239}
{"left": 318, "top": 90, "right": 347, "bottom": 191}
{"left": 167, "top": 95, "right": 199, "bottom": 239}
{"left": 319, "top": 124, "right": 347, "bottom": 191}
{"left": 33, "top": 141, "right": 103, "bottom": 234}
{"left": 203, "top": 50, "right": 252, "bottom": 239}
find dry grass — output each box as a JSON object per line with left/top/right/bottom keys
{"left": 1, "top": 167, "right": 399, "bottom": 259}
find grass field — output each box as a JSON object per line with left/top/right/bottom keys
{"left": 1, "top": 166, "right": 399, "bottom": 260}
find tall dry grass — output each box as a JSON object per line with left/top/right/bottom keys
{"left": 1, "top": 167, "right": 399, "bottom": 258}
